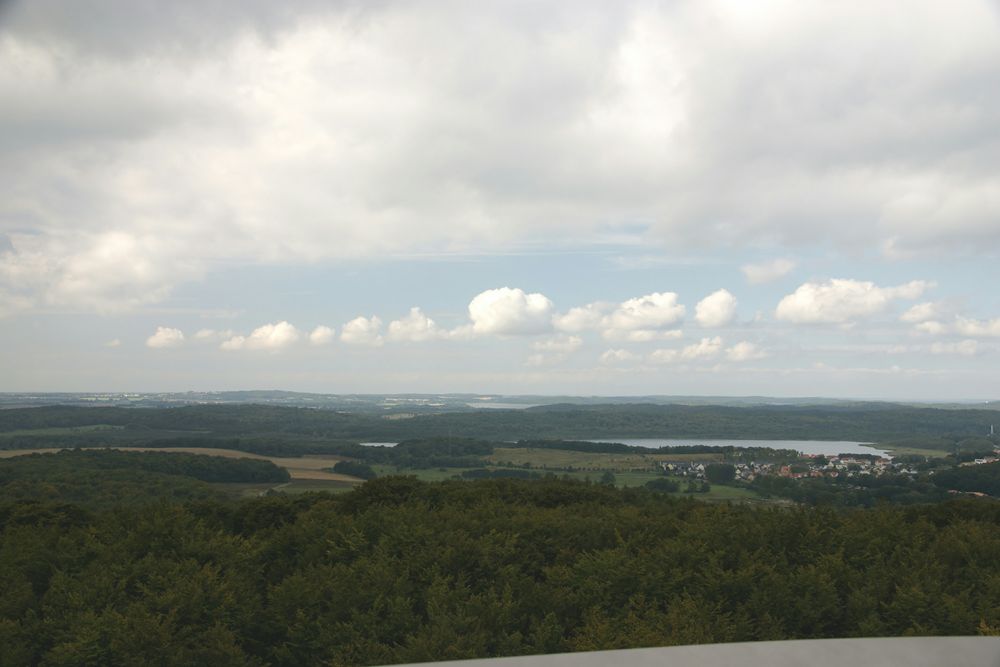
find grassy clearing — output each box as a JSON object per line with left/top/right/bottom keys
{"left": 882, "top": 446, "right": 951, "bottom": 458}
{"left": 490, "top": 447, "right": 652, "bottom": 472}
{"left": 650, "top": 452, "right": 728, "bottom": 463}
{"left": 273, "top": 479, "right": 358, "bottom": 494}
{"left": 370, "top": 465, "right": 478, "bottom": 482}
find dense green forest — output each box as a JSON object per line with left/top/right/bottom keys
{"left": 932, "top": 462, "right": 1000, "bottom": 497}
{"left": 2, "top": 474, "right": 999, "bottom": 665}
{"left": 752, "top": 473, "right": 950, "bottom": 507}
{"left": 2, "top": 403, "right": 999, "bottom": 450}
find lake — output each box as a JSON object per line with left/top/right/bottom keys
{"left": 362, "top": 438, "right": 888, "bottom": 457}
{"left": 591, "top": 439, "right": 888, "bottom": 457}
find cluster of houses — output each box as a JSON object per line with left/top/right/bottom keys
{"left": 782, "top": 455, "right": 923, "bottom": 479}
{"left": 961, "top": 455, "right": 1000, "bottom": 467}
{"left": 661, "top": 454, "right": 924, "bottom": 482}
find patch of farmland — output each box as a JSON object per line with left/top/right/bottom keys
{"left": 0, "top": 447, "right": 360, "bottom": 482}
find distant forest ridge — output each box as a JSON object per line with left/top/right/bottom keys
{"left": 0, "top": 402, "right": 999, "bottom": 444}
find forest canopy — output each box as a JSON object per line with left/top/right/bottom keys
{"left": 1, "top": 473, "right": 1000, "bottom": 665}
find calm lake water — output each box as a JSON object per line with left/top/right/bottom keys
{"left": 593, "top": 439, "right": 888, "bottom": 457}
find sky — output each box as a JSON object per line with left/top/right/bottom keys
{"left": 1, "top": 0, "right": 1000, "bottom": 400}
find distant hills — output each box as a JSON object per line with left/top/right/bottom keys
{"left": 1, "top": 401, "right": 998, "bottom": 445}
{"left": 1, "top": 390, "right": 995, "bottom": 412}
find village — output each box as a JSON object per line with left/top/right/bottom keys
{"left": 662, "top": 450, "right": 1000, "bottom": 483}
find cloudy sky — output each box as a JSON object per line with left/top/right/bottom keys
{"left": 2, "top": 0, "right": 999, "bottom": 399}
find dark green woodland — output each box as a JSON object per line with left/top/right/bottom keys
{"left": 2, "top": 470, "right": 1000, "bottom": 665}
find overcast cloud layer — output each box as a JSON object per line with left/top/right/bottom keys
{"left": 1, "top": 0, "right": 999, "bottom": 398}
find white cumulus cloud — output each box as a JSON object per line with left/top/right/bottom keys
{"left": 606, "top": 292, "right": 685, "bottom": 331}
{"left": 900, "top": 301, "right": 946, "bottom": 323}
{"left": 340, "top": 316, "right": 384, "bottom": 346}
{"left": 552, "top": 302, "right": 612, "bottom": 333}
{"left": 681, "top": 336, "right": 723, "bottom": 360}
{"left": 387, "top": 308, "right": 443, "bottom": 343}
{"left": 695, "top": 289, "right": 737, "bottom": 328}
{"left": 146, "top": 326, "right": 184, "bottom": 349}
{"left": 775, "top": 279, "right": 930, "bottom": 324}
{"left": 221, "top": 321, "right": 300, "bottom": 351}
{"left": 559, "top": 292, "right": 686, "bottom": 340}
{"left": 309, "top": 325, "right": 336, "bottom": 346}
{"left": 468, "top": 287, "right": 554, "bottom": 336}
{"left": 649, "top": 336, "right": 725, "bottom": 363}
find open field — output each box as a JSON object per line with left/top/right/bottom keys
{"left": 881, "top": 446, "right": 951, "bottom": 458}
{"left": 0, "top": 447, "right": 362, "bottom": 483}
{"left": 649, "top": 452, "right": 729, "bottom": 462}
{"left": 266, "top": 479, "right": 358, "bottom": 494}
{"left": 489, "top": 447, "right": 658, "bottom": 471}
{"left": 488, "top": 447, "right": 727, "bottom": 471}
{"left": 371, "top": 465, "right": 475, "bottom": 482}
